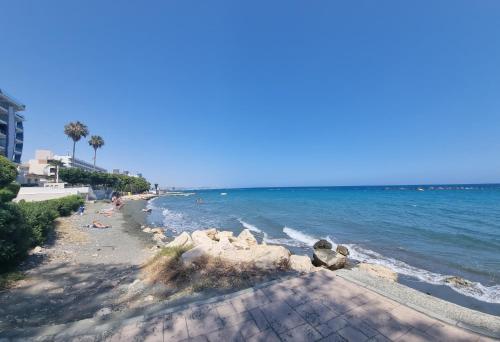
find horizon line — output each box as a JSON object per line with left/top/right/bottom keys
{"left": 173, "top": 182, "right": 500, "bottom": 191}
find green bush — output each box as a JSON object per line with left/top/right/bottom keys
{"left": 0, "top": 156, "right": 30, "bottom": 272}
{"left": 0, "top": 183, "right": 20, "bottom": 203}
{"left": 0, "top": 157, "right": 17, "bottom": 188}
{"left": 0, "top": 156, "right": 85, "bottom": 272}
{"left": 18, "top": 195, "right": 84, "bottom": 245}
{"left": 18, "top": 202, "right": 58, "bottom": 246}
{"left": 47, "top": 195, "right": 84, "bottom": 217}
{"left": 0, "top": 203, "right": 30, "bottom": 272}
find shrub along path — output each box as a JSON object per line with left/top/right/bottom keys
{"left": 0, "top": 201, "right": 156, "bottom": 332}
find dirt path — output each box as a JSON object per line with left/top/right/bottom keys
{"left": 0, "top": 201, "right": 156, "bottom": 331}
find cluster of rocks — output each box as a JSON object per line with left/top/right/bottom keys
{"left": 312, "top": 239, "right": 349, "bottom": 270}
{"left": 165, "top": 228, "right": 314, "bottom": 273}
{"left": 152, "top": 229, "right": 402, "bottom": 283}
{"left": 141, "top": 226, "right": 169, "bottom": 245}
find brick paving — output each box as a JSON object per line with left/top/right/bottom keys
{"left": 57, "top": 270, "right": 493, "bottom": 341}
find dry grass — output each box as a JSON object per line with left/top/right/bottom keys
{"left": 142, "top": 246, "right": 289, "bottom": 295}
{"left": 55, "top": 217, "right": 88, "bottom": 244}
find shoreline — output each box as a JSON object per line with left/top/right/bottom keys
{"left": 148, "top": 194, "right": 500, "bottom": 316}
{"left": 138, "top": 196, "right": 500, "bottom": 337}
{"left": 1, "top": 198, "right": 498, "bottom": 339}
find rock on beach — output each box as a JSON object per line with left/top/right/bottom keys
{"left": 312, "top": 249, "right": 346, "bottom": 270}
{"left": 166, "top": 232, "right": 193, "bottom": 248}
{"left": 358, "top": 263, "right": 398, "bottom": 282}
{"left": 313, "top": 239, "right": 332, "bottom": 250}
{"left": 178, "top": 228, "right": 294, "bottom": 270}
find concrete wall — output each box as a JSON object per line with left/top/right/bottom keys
{"left": 14, "top": 186, "right": 91, "bottom": 202}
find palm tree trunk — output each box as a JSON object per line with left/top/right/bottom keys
{"left": 93, "top": 149, "right": 97, "bottom": 170}
{"left": 72, "top": 141, "right": 76, "bottom": 165}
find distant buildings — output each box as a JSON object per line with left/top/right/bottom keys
{"left": 18, "top": 149, "right": 107, "bottom": 185}
{"left": 111, "top": 168, "right": 143, "bottom": 178}
{"left": 54, "top": 154, "right": 107, "bottom": 173}
{"left": 0, "top": 89, "right": 25, "bottom": 163}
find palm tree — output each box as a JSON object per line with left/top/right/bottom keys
{"left": 88, "top": 135, "right": 105, "bottom": 170}
{"left": 64, "top": 121, "right": 89, "bottom": 164}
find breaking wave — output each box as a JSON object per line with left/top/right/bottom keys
{"left": 238, "top": 219, "right": 262, "bottom": 233}
{"left": 279, "top": 227, "right": 500, "bottom": 304}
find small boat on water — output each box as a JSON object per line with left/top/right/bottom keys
{"left": 417, "top": 188, "right": 425, "bottom": 192}
{"left": 220, "top": 192, "right": 227, "bottom": 196}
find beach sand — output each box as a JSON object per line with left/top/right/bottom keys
{"left": 0, "top": 201, "right": 157, "bottom": 332}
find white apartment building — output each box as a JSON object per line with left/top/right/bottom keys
{"left": 53, "top": 154, "right": 107, "bottom": 173}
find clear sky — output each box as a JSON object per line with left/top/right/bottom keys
{"left": 2, "top": 1, "right": 500, "bottom": 188}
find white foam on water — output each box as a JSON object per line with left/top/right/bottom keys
{"left": 146, "top": 197, "right": 160, "bottom": 210}
{"left": 325, "top": 235, "right": 500, "bottom": 304}
{"left": 263, "top": 232, "right": 304, "bottom": 247}
{"left": 237, "top": 219, "right": 262, "bottom": 233}
{"left": 283, "top": 226, "right": 318, "bottom": 246}
{"left": 156, "top": 204, "right": 500, "bottom": 304}
{"left": 160, "top": 208, "right": 202, "bottom": 232}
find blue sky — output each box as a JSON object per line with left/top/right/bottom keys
{"left": 2, "top": 1, "right": 500, "bottom": 188}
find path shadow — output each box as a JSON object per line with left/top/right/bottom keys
{"left": 0, "top": 261, "right": 141, "bottom": 332}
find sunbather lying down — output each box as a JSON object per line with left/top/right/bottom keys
{"left": 98, "top": 207, "right": 114, "bottom": 217}
{"left": 83, "top": 220, "right": 112, "bottom": 229}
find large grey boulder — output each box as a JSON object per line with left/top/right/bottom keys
{"left": 232, "top": 229, "right": 258, "bottom": 249}
{"left": 445, "top": 276, "right": 474, "bottom": 289}
{"left": 166, "top": 232, "right": 193, "bottom": 248}
{"left": 336, "top": 245, "right": 349, "bottom": 256}
{"left": 312, "top": 249, "right": 346, "bottom": 270}
{"left": 226, "top": 245, "right": 290, "bottom": 269}
{"left": 215, "top": 230, "right": 235, "bottom": 241}
{"left": 290, "top": 255, "right": 313, "bottom": 273}
{"left": 152, "top": 233, "right": 168, "bottom": 244}
{"left": 313, "top": 239, "right": 332, "bottom": 250}
{"left": 192, "top": 230, "right": 217, "bottom": 247}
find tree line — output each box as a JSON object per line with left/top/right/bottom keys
{"left": 59, "top": 168, "right": 150, "bottom": 193}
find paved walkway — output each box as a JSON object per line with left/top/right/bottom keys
{"left": 35, "top": 269, "right": 494, "bottom": 342}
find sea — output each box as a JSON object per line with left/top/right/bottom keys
{"left": 146, "top": 185, "right": 500, "bottom": 315}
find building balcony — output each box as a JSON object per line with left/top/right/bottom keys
{"left": 0, "top": 117, "right": 7, "bottom": 125}
{"left": 16, "top": 126, "right": 23, "bottom": 132}
{"left": 0, "top": 105, "right": 7, "bottom": 114}
{"left": 14, "top": 148, "right": 23, "bottom": 154}
{"left": 15, "top": 113, "right": 25, "bottom": 121}
{"left": 16, "top": 138, "right": 23, "bottom": 144}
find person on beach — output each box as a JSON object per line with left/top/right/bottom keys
{"left": 76, "top": 205, "right": 85, "bottom": 216}
{"left": 83, "top": 220, "right": 111, "bottom": 229}
{"left": 115, "top": 197, "right": 124, "bottom": 210}
{"left": 112, "top": 193, "right": 124, "bottom": 210}
{"left": 98, "top": 207, "right": 114, "bottom": 216}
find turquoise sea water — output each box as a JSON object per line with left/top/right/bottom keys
{"left": 147, "top": 185, "right": 500, "bottom": 311}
